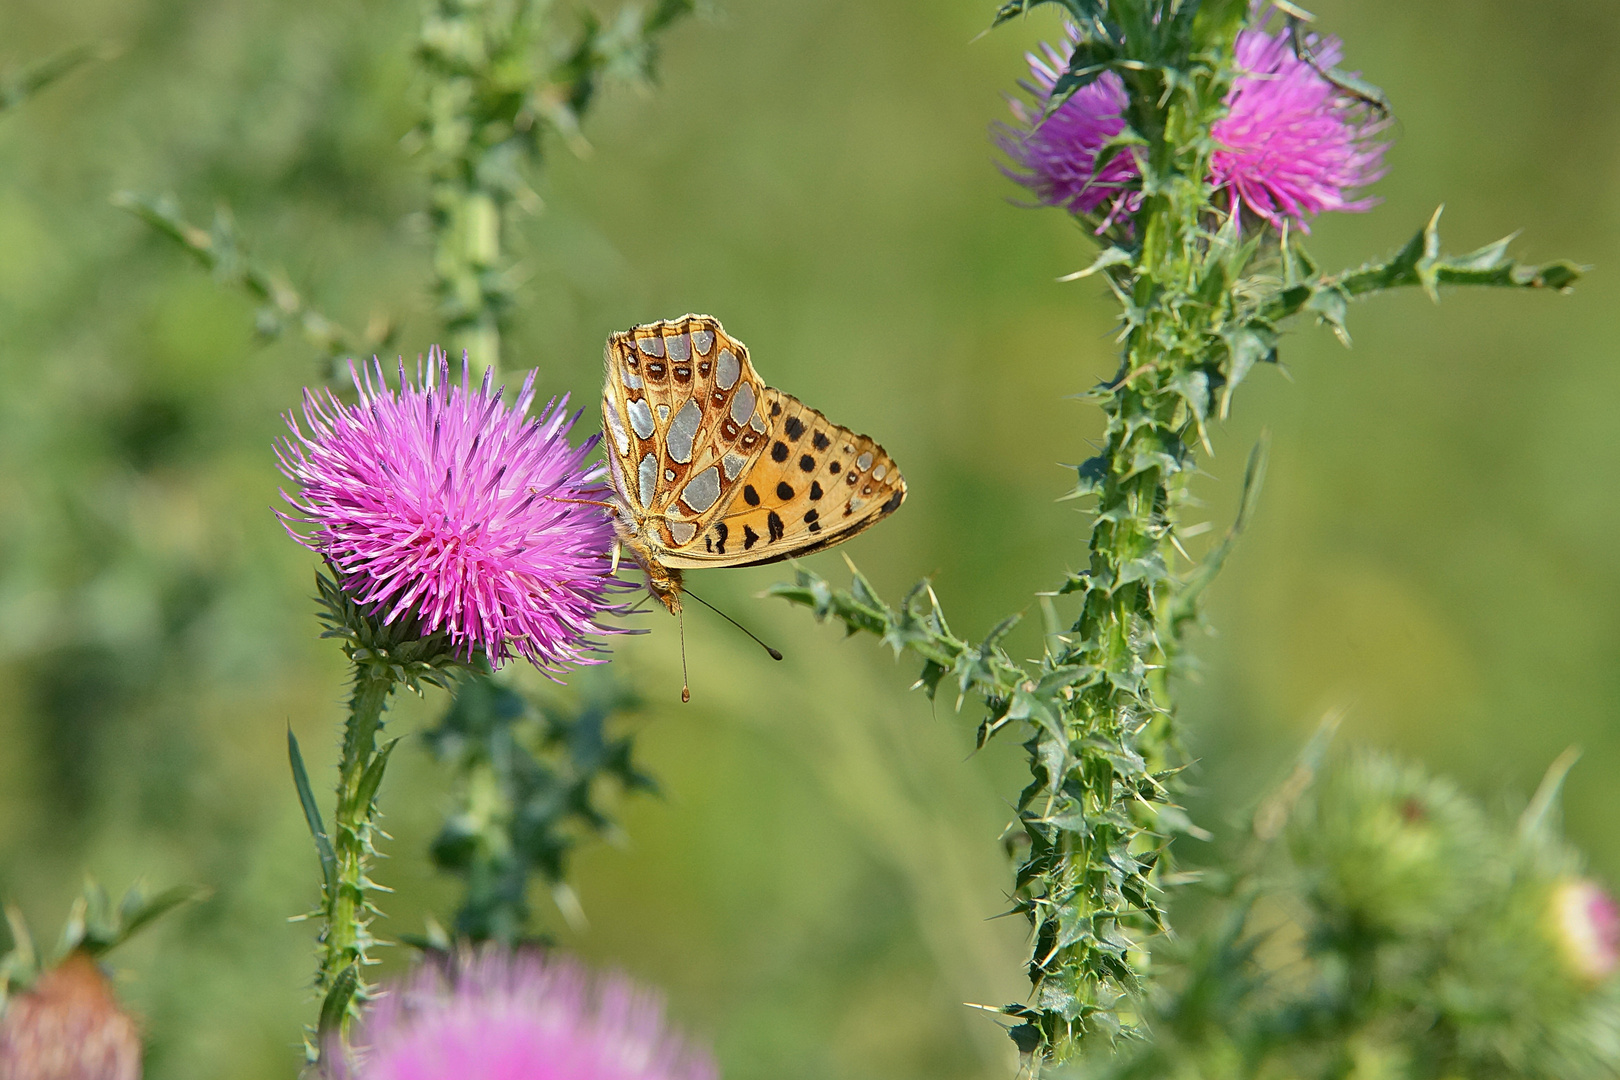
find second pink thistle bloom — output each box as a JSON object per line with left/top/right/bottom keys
{"left": 279, "top": 348, "right": 621, "bottom": 674}
{"left": 333, "top": 950, "right": 717, "bottom": 1080}
{"left": 999, "top": 20, "right": 1389, "bottom": 232}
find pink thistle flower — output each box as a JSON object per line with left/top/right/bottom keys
{"left": 1549, "top": 877, "right": 1620, "bottom": 984}
{"left": 1212, "top": 28, "right": 1389, "bottom": 230}
{"left": 278, "top": 348, "right": 621, "bottom": 674}
{"left": 994, "top": 31, "right": 1141, "bottom": 227}
{"left": 331, "top": 950, "right": 718, "bottom": 1080}
{"left": 997, "top": 19, "right": 1388, "bottom": 232}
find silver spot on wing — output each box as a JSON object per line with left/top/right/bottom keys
{"left": 656, "top": 403, "right": 670, "bottom": 422}
{"left": 691, "top": 328, "right": 715, "bottom": 355}
{"left": 716, "top": 348, "right": 740, "bottom": 390}
{"left": 608, "top": 445, "right": 629, "bottom": 505}
{"left": 627, "top": 398, "right": 655, "bottom": 439}
{"left": 729, "top": 382, "right": 756, "bottom": 427}
{"left": 749, "top": 412, "right": 767, "bottom": 433}
{"left": 666, "top": 333, "right": 691, "bottom": 361}
{"left": 637, "top": 336, "right": 665, "bottom": 358}
{"left": 622, "top": 362, "right": 643, "bottom": 391}
{"left": 638, "top": 452, "right": 658, "bottom": 507}
{"left": 680, "top": 466, "right": 721, "bottom": 513}
{"left": 856, "top": 452, "right": 874, "bottom": 471}
{"left": 667, "top": 398, "right": 702, "bottom": 463}
{"left": 664, "top": 469, "right": 675, "bottom": 481}
{"left": 605, "top": 402, "right": 630, "bottom": 455}
{"left": 722, "top": 452, "right": 747, "bottom": 480}
{"left": 668, "top": 521, "right": 697, "bottom": 545}
{"left": 873, "top": 464, "right": 887, "bottom": 480}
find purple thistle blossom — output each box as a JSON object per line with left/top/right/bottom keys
{"left": 278, "top": 348, "right": 621, "bottom": 674}
{"left": 1212, "top": 28, "right": 1389, "bottom": 229}
{"left": 331, "top": 950, "right": 718, "bottom": 1080}
{"left": 997, "top": 19, "right": 1388, "bottom": 232}
{"left": 995, "top": 31, "right": 1140, "bottom": 227}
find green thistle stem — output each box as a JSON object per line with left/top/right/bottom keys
{"left": 316, "top": 663, "right": 398, "bottom": 1043}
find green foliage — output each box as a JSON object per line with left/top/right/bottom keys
{"left": 112, "top": 193, "right": 395, "bottom": 382}
{"left": 422, "top": 672, "right": 656, "bottom": 944}
{"left": 414, "top": 0, "right": 698, "bottom": 374}
{"left": 1069, "top": 751, "right": 1620, "bottom": 1080}
{"left": 0, "top": 44, "right": 103, "bottom": 115}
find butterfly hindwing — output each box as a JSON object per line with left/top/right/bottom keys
{"left": 663, "top": 388, "right": 906, "bottom": 568}
{"left": 602, "top": 315, "right": 772, "bottom": 549}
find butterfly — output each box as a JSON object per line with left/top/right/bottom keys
{"left": 600, "top": 314, "right": 906, "bottom": 622}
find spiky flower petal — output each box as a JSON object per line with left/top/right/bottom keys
{"left": 997, "top": 19, "right": 1388, "bottom": 232}
{"left": 332, "top": 950, "right": 717, "bottom": 1080}
{"left": 279, "top": 349, "right": 620, "bottom": 674}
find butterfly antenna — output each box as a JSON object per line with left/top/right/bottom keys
{"left": 678, "top": 604, "right": 691, "bottom": 703}
{"left": 683, "top": 587, "right": 785, "bottom": 662}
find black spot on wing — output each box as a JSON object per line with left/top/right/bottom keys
{"left": 744, "top": 485, "right": 760, "bottom": 506}
{"left": 812, "top": 431, "right": 831, "bottom": 451}
{"left": 882, "top": 490, "right": 905, "bottom": 514}
{"left": 743, "top": 525, "right": 759, "bottom": 550}
{"left": 798, "top": 454, "right": 815, "bottom": 472}
{"left": 776, "top": 482, "right": 794, "bottom": 500}
{"left": 767, "top": 511, "right": 785, "bottom": 541}
{"left": 771, "top": 441, "right": 789, "bottom": 463}
{"left": 784, "top": 417, "right": 805, "bottom": 440}
{"left": 809, "top": 481, "right": 823, "bottom": 500}
{"left": 714, "top": 522, "right": 729, "bottom": 554}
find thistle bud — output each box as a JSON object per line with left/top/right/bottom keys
{"left": 1549, "top": 877, "right": 1620, "bottom": 984}
{"left": 0, "top": 952, "right": 140, "bottom": 1080}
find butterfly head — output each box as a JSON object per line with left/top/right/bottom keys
{"left": 614, "top": 524, "right": 685, "bottom": 615}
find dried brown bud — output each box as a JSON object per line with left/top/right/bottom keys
{"left": 0, "top": 952, "right": 140, "bottom": 1080}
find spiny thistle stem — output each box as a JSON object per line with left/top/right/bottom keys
{"left": 317, "top": 663, "right": 398, "bottom": 1039}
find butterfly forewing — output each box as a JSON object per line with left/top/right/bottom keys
{"left": 664, "top": 388, "right": 905, "bottom": 567}
{"left": 602, "top": 315, "right": 773, "bottom": 548}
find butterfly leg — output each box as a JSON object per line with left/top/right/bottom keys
{"left": 610, "top": 538, "right": 622, "bottom": 576}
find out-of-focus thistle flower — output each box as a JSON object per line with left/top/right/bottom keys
{"left": 279, "top": 347, "right": 621, "bottom": 675}
{"left": 330, "top": 949, "right": 717, "bottom": 1080}
{"left": 995, "top": 32, "right": 1139, "bottom": 227}
{"left": 0, "top": 952, "right": 141, "bottom": 1080}
{"left": 997, "top": 19, "right": 1389, "bottom": 232}
{"left": 1549, "top": 877, "right": 1620, "bottom": 984}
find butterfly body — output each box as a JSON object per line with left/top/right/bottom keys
{"left": 601, "top": 314, "right": 905, "bottom": 614}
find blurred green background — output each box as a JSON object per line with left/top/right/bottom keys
{"left": 1, "top": 0, "right": 1616, "bottom": 1076}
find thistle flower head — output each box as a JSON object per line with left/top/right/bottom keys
{"left": 279, "top": 349, "right": 621, "bottom": 674}
{"left": 994, "top": 29, "right": 1139, "bottom": 228}
{"left": 1550, "top": 878, "right": 1620, "bottom": 984}
{"left": 332, "top": 949, "right": 717, "bottom": 1080}
{"left": 1212, "top": 25, "right": 1389, "bottom": 230}
{"left": 997, "top": 17, "right": 1388, "bottom": 232}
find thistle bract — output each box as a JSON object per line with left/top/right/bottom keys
{"left": 998, "top": 20, "right": 1388, "bottom": 232}
{"left": 279, "top": 348, "right": 620, "bottom": 674}
{"left": 332, "top": 950, "right": 717, "bottom": 1080}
